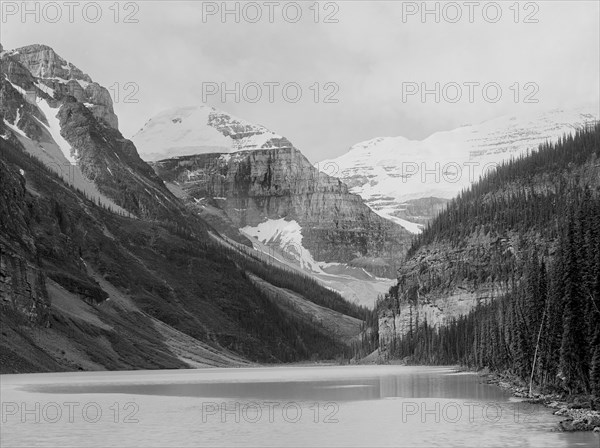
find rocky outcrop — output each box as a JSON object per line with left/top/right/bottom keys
{"left": 0, "top": 66, "right": 47, "bottom": 141}
{"left": 0, "top": 154, "right": 51, "bottom": 326}
{"left": 153, "top": 146, "right": 411, "bottom": 271}
{"left": 9, "top": 44, "right": 118, "bottom": 129}
{"left": 394, "top": 197, "right": 449, "bottom": 226}
{"left": 378, "top": 235, "right": 515, "bottom": 347}
{"left": 0, "top": 250, "right": 50, "bottom": 326}
{"left": 10, "top": 44, "right": 91, "bottom": 81}
{"left": 1, "top": 47, "right": 186, "bottom": 221}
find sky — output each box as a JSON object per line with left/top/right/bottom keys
{"left": 2, "top": 1, "right": 599, "bottom": 163}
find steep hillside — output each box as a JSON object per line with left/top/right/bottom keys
{"left": 1, "top": 44, "right": 187, "bottom": 222}
{"left": 319, "top": 106, "right": 599, "bottom": 233}
{"left": 377, "top": 124, "right": 600, "bottom": 400}
{"left": 0, "top": 44, "right": 364, "bottom": 372}
{"left": 378, "top": 123, "right": 600, "bottom": 348}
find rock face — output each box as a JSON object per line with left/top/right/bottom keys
{"left": 142, "top": 107, "right": 411, "bottom": 273}
{"left": 319, "top": 106, "right": 599, "bottom": 233}
{"left": 1, "top": 45, "right": 183, "bottom": 221}
{"left": 377, "top": 236, "right": 513, "bottom": 349}
{"left": 0, "top": 166, "right": 51, "bottom": 326}
{"left": 0, "top": 252, "right": 50, "bottom": 327}
{"left": 376, "top": 206, "right": 534, "bottom": 347}
{"left": 8, "top": 44, "right": 118, "bottom": 129}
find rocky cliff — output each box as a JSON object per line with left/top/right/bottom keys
{"left": 378, "top": 237, "right": 514, "bottom": 348}
{"left": 1, "top": 44, "right": 184, "bottom": 221}
{"left": 136, "top": 106, "right": 411, "bottom": 276}
{"left": 0, "top": 253, "right": 51, "bottom": 327}
{"left": 153, "top": 147, "right": 409, "bottom": 267}
{"left": 7, "top": 44, "right": 118, "bottom": 129}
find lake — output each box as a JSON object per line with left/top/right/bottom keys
{"left": 1, "top": 365, "right": 597, "bottom": 447}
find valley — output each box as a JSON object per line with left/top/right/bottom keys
{"left": 0, "top": 44, "right": 598, "bottom": 424}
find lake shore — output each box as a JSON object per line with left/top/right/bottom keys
{"left": 367, "top": 354, "right": 600, "bottom": 433}
{"left": 473, "top": 368, "right": 600, "bottom": 432}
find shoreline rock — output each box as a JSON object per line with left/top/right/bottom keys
{"left": 476, "top": 369, "right": 600, "bottom": 432}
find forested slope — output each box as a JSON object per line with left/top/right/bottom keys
{"left": 378, "top": 123, "right": 600, "bottom": 397}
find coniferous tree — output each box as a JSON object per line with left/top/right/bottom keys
{"left": 560, "top": 215, "right": 590, "bottom": 394}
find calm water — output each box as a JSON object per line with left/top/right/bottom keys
{"left": 1, "top": 365, "right": 598, "bottom": 447}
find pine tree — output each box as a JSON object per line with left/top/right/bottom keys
{"left": 590, "top": 328, "right": 600, "bottom": 399}
{"left": 560, "top": 214, "right": 590, "bottom": 394}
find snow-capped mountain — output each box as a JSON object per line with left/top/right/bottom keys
{"left": 0, "top": 44, "right": 182, "bottom": 220}
{"left": 132, "top": 105, "right": 292, "bottom": 161}
{"left": 134, "top": 105, "right": 411, "bottom": 303}
{"left": 0, "top": 43, "right": 367, "bottom": 370}
{"left": 318, "top": 105, "right": 599, "bottom": 233}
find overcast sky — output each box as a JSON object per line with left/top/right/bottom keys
{"left": 2, "top": 1, "right": 599, "bottom": 162}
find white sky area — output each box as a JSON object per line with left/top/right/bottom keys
{"left": 2, "top": 1, "right": 599, "bottom": 163}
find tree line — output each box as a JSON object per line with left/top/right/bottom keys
{"left": 382, "top": 123, "right": 600, "bottom": 398}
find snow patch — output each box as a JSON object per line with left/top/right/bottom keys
{"left": 3, "top": 107, "right": 29, "bottom": 139}
{"left": 36, "top": 99, "right": 77, "bottom": 164}
{"left": 7, "top": 79, "right": 26, "bottom": 96}
{"left": 131, "top": 106, "right": 232, "bottom": 160}
{"left": 5, "top": 102, "right": 127, "bottom": 216}
{"left": 371, "top": 207, "right": 423, "bottom": 234}
{"left": 35, "top": 81, "right": 55, "bottom": 98}
{"left": 240, "top": 219, "right": 323, "bottom": 273}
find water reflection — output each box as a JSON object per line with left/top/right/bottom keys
{"left": 24, "top": 368, "right": 509, "bottom": 403}
{"left": 3, "top": 366, "right": 598, "bottom": 448}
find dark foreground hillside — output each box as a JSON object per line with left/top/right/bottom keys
{"left": 0, "top": 124, "right": 363, "bottom": 373}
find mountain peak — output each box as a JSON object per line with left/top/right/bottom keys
{"left": 348, "top": 135, "right": 411, "bottom": 154}
{"left": 318, "top": 105, "right": 599, "bottom": 233}
{"left": 11, "top": 44, "right": 92, "bottom": 83}
{"left": 1, "top": 43, "right": 118, "bottom": 130}
{"left": 132, "top": 104, "right": 289, "bottom": 161}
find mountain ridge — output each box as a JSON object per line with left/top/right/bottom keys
{"left": 135, "top": 104, "right": 413, "bottom": 283}
{"left": 377, "top": 122, "right": 600, "bottom": 347}
{"left": 0, "top": 43, "right": 365, "bottom": 372}
{"left": 318, "top": 105, "right": 599, "bottom": 233}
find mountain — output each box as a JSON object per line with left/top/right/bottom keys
{"left": 132, "top": 105, "right": 411, "bottom": 292}
{"left": 376, "top": 122, "right": 600, "bottom": 348}
{"left": 132, "top": 105, "right": 288, "bottom": 161}
{"left": 318, "top": 106, "right": 599, "bottom": 233}
{"left": 375, "top": 124, "right": 600, "bottom": 399}
{"left": 0, "top": 43, "right": 366, "bottom": 372}
{"left": 0, "top": 44, "right": 185, "bottom": 221}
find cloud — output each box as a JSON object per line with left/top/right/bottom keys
{"left": 2, "top": 1, "right": 598, "bottom": 162}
